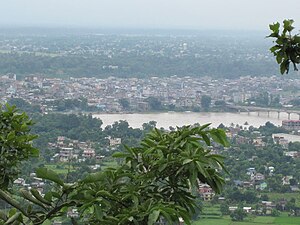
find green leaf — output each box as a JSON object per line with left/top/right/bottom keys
{"left": 269, "top": 22, "right": 280, "bottom": 33}
{"left": 269, "top": 45, "right": 281, "bottom": 53}
{"left": 0, "top": 190, "right": 27, "bottom": 216}
{"left": 294, "top": 35, "right": 300, "bottom": 43}
{"left": 0, "top": 211, "right": 7, "bottom": 221}
{"left": 276, "top": 52, "right": 284, "bottom": 64}
{"left": 51, "top": 191, "right": 61, "bottom": 199}
{"left": 280, "top": 60, "right": 289, "bottom": 74}
{"left": 148, "top": 210, "right": 160, "bottom": 225}
{"left": 30, "top": 148, "right": 40, "bottom": 157}
{"left": 95, "top": 190, "right": 113, "bottom": 198}
{"left": 4, "top": 212, "right": 21, "bottom": 225}
{"left": 160, "top": 210, "right": 173, "bottom": 224}
{"left": 283, "top": 19, "right": 294, "bottom": 32}
{"left": 198, "top": 123, "right": 211, "bottom": 131}
{"left": 178, "top": 212, "right": 191, "bottom": 225}
{"left": 20, "top": 189, "right": 47, "bottom": 209}
{"left": 82, "top": 171, "right": 103, "bottom": 183}
{"left": 183, "top": 159, "right": 193, "bottom": 165}
{"left": 30, "top": 188, "right": 52, "bottom": 206}
{"left": 201, "top": 133, "right": 211, "bottom": 146}
{"left": 26, "top": 204, "right": 32, "bottom": 214}
{"left": 210, "top": 129, "right": 229, "bottom": 147}
{"left": 158, "top": 163, "right": 168, "bottom": 172}
{"left": 112, "top": 152, "right": 129, "bottom": 158}
{"left": 7, "top": 131, "right": 15, "bottom": 141}
{"left": 94, "top": 205, "right": 103, "bottom": 220}
{"left": 44, "top": 192, "right": 52, "bottom": 202}
{"left": 36, "top": 168, "right": 64, "bottom": 186}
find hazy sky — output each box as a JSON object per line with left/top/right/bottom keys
{"left": 2, "top": 0, "right": 300, "bottom": 30}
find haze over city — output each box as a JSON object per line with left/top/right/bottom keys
{"left": 1, "top": 0, "right": 300, "bottom": 30}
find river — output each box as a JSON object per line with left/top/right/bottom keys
{"left": 93, "top": 111, "right": 300, "bottom": 129}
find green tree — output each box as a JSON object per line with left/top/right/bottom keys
{"left": 255, "top": 92, "right": 269, "bottom": 106}
{"left": 271, "top": 209, "right": 280, "bottom": 217}
{"left": 201, "top": 95, "right": 212, "bottom": 110}
{"left": 218, "top": 123, "right": 225, "bottom": 129}
{"left": 119, "top": 98, "right": 130, "bottom": 110}
{"left": 220, "top": 202, "right": 230, "bottom": 215}
{"left": 146, "top": 97, "right": 162, "bottom": 111}
{"left": 288, "top": 142, "right": 300, "bottom": 151}
{"left": 0, "top": 123, "right": 229, "bottom": 225}
{"left": 230, "top": 208, "right": 247, "bottom": 221}
{"left": 142, "top": 120, "right": 157, "bottom": 132}
{"left": 261, "top": 194, "right": 269, "bottom": 201}
{"left": 243, "top": 190, "right": 258, "bottom": 204}
{"left": 270, "top": 94, "right": 280, "bottom": 107}
{"left": 214, "top": 100, "right": 226, "bottom": 107}
{"left": 0, "top": 104, "right": 39, "bottom": 189}
{"left": 8, "top": 98, "right": 41, "bottom": 113}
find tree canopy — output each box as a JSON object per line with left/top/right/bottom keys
{"left": 0, "top": 104, "right": 38, "bottom": 189}
{"left": 0, "top": 106, "right": 228, "bottom": 225}
{"left": 201, "top": 95, "right": 212, "bottom": 110}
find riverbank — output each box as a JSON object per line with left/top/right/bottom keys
{"left": 62, "top": 106, "right": 235, "bottom": 115}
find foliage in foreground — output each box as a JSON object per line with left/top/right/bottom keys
{"left": 268, "top": 19, "right": 300, "bottom": 74}
{"left": 0, "top": 104, "right": 38, "bottom": 189}
{"left": 0, "top": 106, "right": 228, "bottom": 225}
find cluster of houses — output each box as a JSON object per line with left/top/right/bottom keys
{"left": 49, "top": 136, "right": 97, "bottom": 162}
{"left": 13, "top": 173, "right": 45, "bottom": 193}
{"left": 273, "top": 132, "right": 300, "bottom": 155}
{"left": 48, "top": 136, "right": 121, "bottom": 163}
{"left": 197, "top": 123, "right": 300, "bottom": 218}
{"left": 2, "top": 73, "right": 300, "bottom": 113}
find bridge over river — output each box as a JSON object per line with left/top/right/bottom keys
{"left": 227, "top": 105, "right": 300, "bottom": 120}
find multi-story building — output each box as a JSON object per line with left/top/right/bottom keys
{"left": 282, "top": 120, "right": 300, "bottom": 131}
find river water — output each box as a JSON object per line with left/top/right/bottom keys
{"left": 93, "top": 111, "right": 300, "bottom": 129}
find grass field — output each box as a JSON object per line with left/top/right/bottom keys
{"left": 45, "top": 164, "right": 75, "bottom": 174}
{"left": 274, "top": 216, "right": 300, "bottom": 225}
{"left": 193, "top": 205, "right": 299, "bottom": 225}
{"left": 193, "top": 215, "right": 300, "bottom": 225}
{"left": 101, "top": 160, "right": 119, "bottom": 170}
{"left": 44, "top": 160, "right": 119, "bottom": 175}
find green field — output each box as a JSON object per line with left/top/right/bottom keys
{"left": 44, "top": 159, "right": 118, "bottom": 175}
{"left": 193, "top": 215, "right": 300, "bottom": 225}
{"left": 101, "top": 160, "right": 119, "bottom": 170}
{"left": 45, "top": 164, "right": 75, "bottom": 174}
{"left": 274, "top": 216, "right": 300, "bottom": 225}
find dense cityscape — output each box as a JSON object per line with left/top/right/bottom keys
{"left": 1, "top": 74, "right": 300, "bottom": 114}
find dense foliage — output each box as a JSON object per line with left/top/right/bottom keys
{"left": 0, "top": 104, "right": 38, "bottom": 189}
{"left": 0, "top": 106, "right": 228, "bottom": 224}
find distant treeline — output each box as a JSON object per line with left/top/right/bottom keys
{"left": 0, "top": 52, "right": 286, "bottom": 79}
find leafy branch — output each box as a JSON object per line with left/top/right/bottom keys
{"left": 268, "top": 19, "right": 300, "bottom": 74}
{"left": 0, "top": 117, "right": 228, "bottom": 224}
